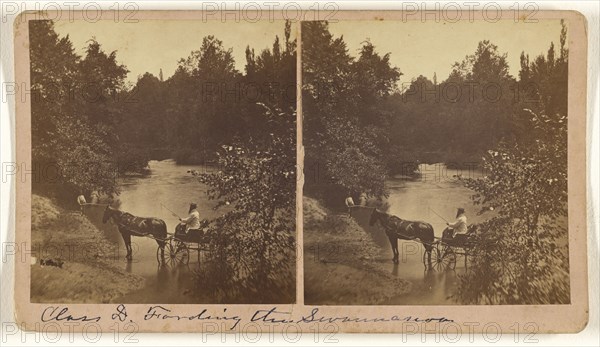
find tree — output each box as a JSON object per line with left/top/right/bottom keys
{"left": 30, "top": 20, "right": 80, "bottom": 165}
{"left": 302, "top": 22, "right": 397, "bottom": 204}
{"left": 243, "top": 20, "right": 297, "bottom": 120}
{"left": 446, "top": 40, "right": 516, "bottom": 153}
{"left": 386, "top": 39, "right": 520, "bottom": 169}
{"left": 167, "top": 35, "right": 242, "bottom": 158}
{"left": 30, "top": 21, "right": 125, "bottom": 198}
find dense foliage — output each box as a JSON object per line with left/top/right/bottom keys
{"left": 302, "top": 22, "right": 529, "bottom": 208}
{"left": 456, "top": 21, "right": 569, "bottom": 304}
{"left": 30, "top": 21, "right": 129, "bottom": 198}
{"left": 30, "top": 20, "right": 296, "bottom": 198}
{"left": 195, "top": 105, "right": 296, "bottom": 302}
{"left": 119, "top": 22, "right": 297, "bottom": 165}
{"left": 302, "top": 22, "right": 400, "bottom": 206}
{"left": 190, "top": 25, "right": 297, "bottom": 301}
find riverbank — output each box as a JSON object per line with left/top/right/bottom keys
{"left": 30, "top": 194, "right": 144, "bottom": 303}
{"left": 303, "top": 197, "right": 412, "bottom": 305}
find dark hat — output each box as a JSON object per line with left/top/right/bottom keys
{"left": 457, "top": 207, "right": 465, "bottom": 214}
{"left": 190, "top": 202, "right": 198, "bottom": 209}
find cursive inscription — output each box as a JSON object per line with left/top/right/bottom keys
{"left": 299, "top": 308, "right": 454, "bottom": 324}
{"left": 41, "top": 306, "right": 101, "bottom": 323}
{"left": 144, "top": 305, "right": 243, "bottom": 330}
{"left": 40, "top": 305, "right": 454, "bottom": 330}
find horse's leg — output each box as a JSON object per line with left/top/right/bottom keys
{"left": 426, "top": 244, "right": 433, "bottom": 265}
{"left": 157, "top": 222, "right": 167, "bottom": 260}
{"left": 127, "top": 238, "right": 133, "bottom": 261}
{"left": 425, "top": 227, "right": 434, "bottom": 265}
{"left": 120, "top": 230, "right": 132, "bottom": 261}
{"left": 387, "top": 234, "right": 395, "bottom": 263}
{"left": 388, "top": 235, "right": 399, "bottom": 264}
{"left": 156, "top": 239, "right": 165, "bottom": 259}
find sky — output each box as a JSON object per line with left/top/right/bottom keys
{"left": 53, "top": 19, "right": 564, "bottom": 86}
{"left": 328, "top": 19, "right": 564, "bottom": 84}
{"left": 54, "top": 20, "right": 290, "bottom": 84}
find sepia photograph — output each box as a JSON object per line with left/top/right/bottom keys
{"left": 9, "top": 8, "right": 590, "bottom": 336}
{"left": 27, "top": 17, "right": 297, "bottom": 304}
{"left": 303, "top": 19, "right": 571, "bottom": 305}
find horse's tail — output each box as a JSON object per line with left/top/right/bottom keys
{"left": 422, "top": 223, "right": 435, "bottom": 252}
{"left": 157, "top": 219, "right": 168, "bottom": 239}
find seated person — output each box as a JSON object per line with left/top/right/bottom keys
{"left": 443, "top": 207, "right": 469, "bottom": 245}
{"left": 176, "top": 204, "right": 209, "bottom": 243}
{"left": 178, "top": 203, "right": 200, "bottom": 233}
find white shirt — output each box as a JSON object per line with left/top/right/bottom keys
{"left": 77, "top": 195, "right": 87, "bottom": 206}
{"left": 358, "top": 193, "right": 367, "bottom": 206}
{"left": 448, "top": 214, "right": 468, "bottom": 234}
{"left": 345, "top": 197, "right": 355, "bottom": 207}
{"left": 181, "top": 209, "right": 201, "bottom": 230}
{"left": 90, "top": 191, "right": 99, "bottom": 203}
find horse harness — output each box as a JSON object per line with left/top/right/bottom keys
{"left": 116, "top": 223, "right": 150, "bottom": 236}
{"left": 114, "top": 213, "right": 152, "bottom": 237}
{"left": 384, "top": 216, "right": 418, "bottom": 240}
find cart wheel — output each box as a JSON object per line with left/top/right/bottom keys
{"left": 434, "top": 243, "right": 456, "bottom": 271}
{"left": 166, "top": 239, "right": 189, "bottom": 267}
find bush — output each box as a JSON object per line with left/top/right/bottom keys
{"left": 456, "top": 217, "right": 569, "bottom": 304}
{"left": 194, "top": 106, "right": 296, "bottom": 303}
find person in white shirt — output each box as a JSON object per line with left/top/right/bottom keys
{"left": 179, "top": 203, "right": 201, "bottom": 232}
{"left": 77, "top": 192, "right": 87, "bottom": 215}
{"left": 90, "top": 190, "right": 99, "bottom": 204}
{"left": 344, "top": 192, "right": 355, "bottom": 216}
{"left": 446, "top": 207, "right": 468, "bottom": 234}
{"left": 344, "top": 192, "right": 355, "bottom": 207}
{"left": 358, "top": 192, "right": 367, "bottom": 206}
{"left": 445, "top": 207, "right": 469, "bottom": 244}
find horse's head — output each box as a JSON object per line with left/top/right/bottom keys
{"left": 102, "top": 205, "right": 113, "bottom": 224}
{"left": 369, "top": 208, "right": 379, "bottom": 226}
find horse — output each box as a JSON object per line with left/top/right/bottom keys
{"left": 369, "top": 208, "right": 435, "bottom": 264}
{"left": 102, "top": 206, "right": 167, "bottom": 261}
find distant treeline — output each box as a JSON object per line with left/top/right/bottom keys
{"left": 302, "top": 21, "right": 568, "bottom": 205}
{"left": 30, "top": 20, "right": 295, "bottom": 199}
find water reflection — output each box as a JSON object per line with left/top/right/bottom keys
{"left": 125, "top": 261, "right": 132, "bottom": 273}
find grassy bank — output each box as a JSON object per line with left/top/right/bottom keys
{"left": 303, "top": 197, "right": 411, "bottom": 305}
{"left": 30, "top": 194, "right": 144, "bottom": 303}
